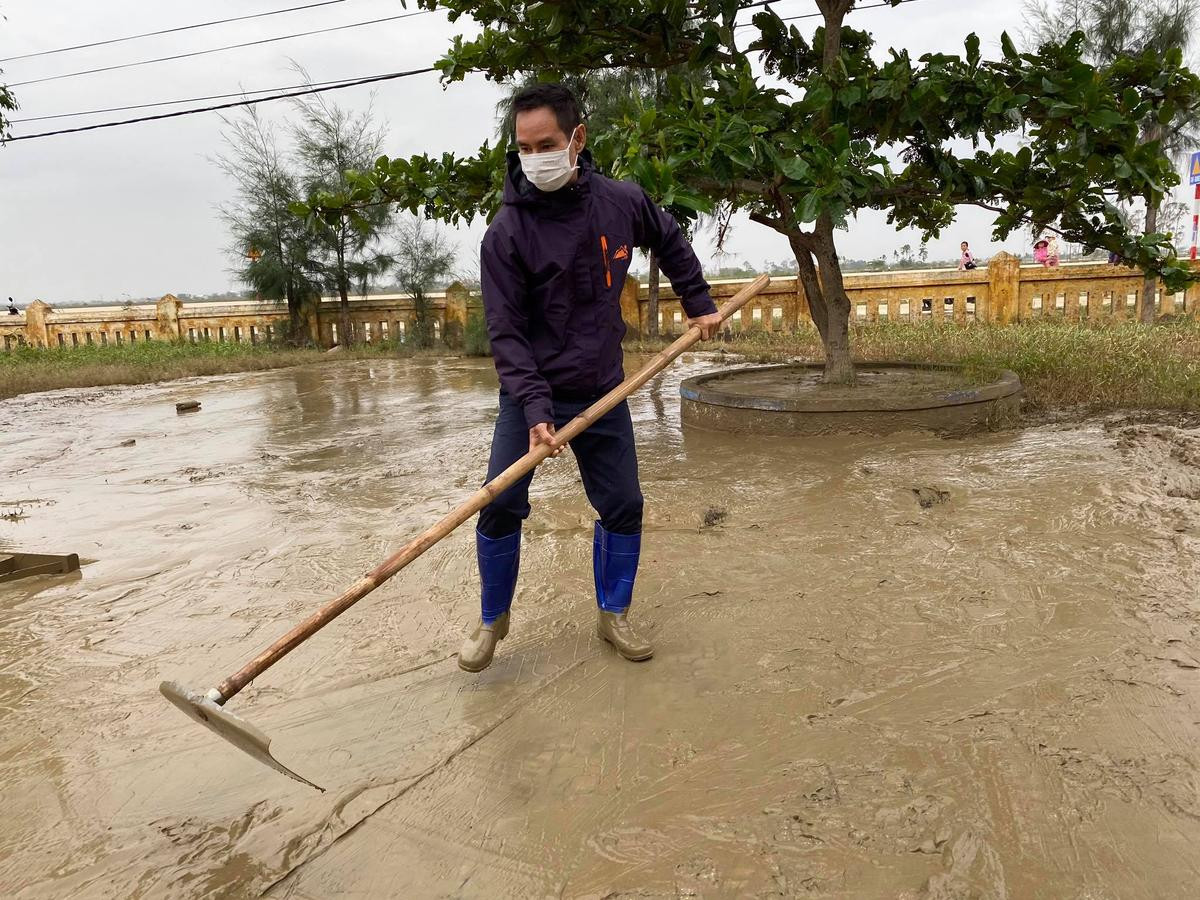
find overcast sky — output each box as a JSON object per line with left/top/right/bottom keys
{"left": 0, "top": 1, "right": 1191, "bottom": 305}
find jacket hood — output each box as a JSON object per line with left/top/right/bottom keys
{"left": 503, "top": 147, "right": 596, "bottom": 207}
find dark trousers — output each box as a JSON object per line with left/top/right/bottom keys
{"left": 477, "top": 392, "right": 643, "bottom": 539}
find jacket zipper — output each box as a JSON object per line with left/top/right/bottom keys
{"left": 600, "top": 234, "right": 612, "bottom": 288}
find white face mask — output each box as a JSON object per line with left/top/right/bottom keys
{"left": 519, "top": 126, "right": 580, "bottom": 192}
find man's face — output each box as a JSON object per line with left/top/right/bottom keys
{"left": 961, "top": 242, "right": 968, "bottom": 250}
{"left": 515, "top": 106, "right": 586, "bottom": 155}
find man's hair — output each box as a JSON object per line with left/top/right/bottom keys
{"left": 512, "top": 83, "right": 583, "bottom": 138}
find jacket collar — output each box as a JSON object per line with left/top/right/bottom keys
{"left": 503, "top": 147, "right": 596, "bottom": 209}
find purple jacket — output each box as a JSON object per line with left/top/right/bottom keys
{"left": 481, "top": 150, "right": 716, "bottom": 429}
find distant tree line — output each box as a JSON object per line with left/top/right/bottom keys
{"left": 216, "top": 80, "right": 456, "bottom": 347}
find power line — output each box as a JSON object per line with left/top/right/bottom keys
{"left": 735, "top": 0, "right": 926, "bottom": 27}
{"left": 8, "top": 73, "right": 394, "bottom": 124}
{"left": 3, "top": 67, "right": 437, "bottom": 142}
{"left": 8, "top": 9, "right": 435, "bottom": 88}
{"left": 0, "top": 0, "right": 360, "bottom": 63}
{"left": 5, "top": 0, "right": 930, "bottom": 133}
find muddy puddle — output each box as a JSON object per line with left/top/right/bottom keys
{"left": 2, "top": 356, "right": 1199, "bottom": 898}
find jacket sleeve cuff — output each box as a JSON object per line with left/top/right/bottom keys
{"left": 522, "top": 397, "right": 555, "bottom": 430}
{"left": 681, "top": 292, "right": 718, "bottom": 318}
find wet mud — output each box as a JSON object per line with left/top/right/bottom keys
{"left": 696, "top": 365, "right": 971, "bottom": 404}
{"left": 2, "top": 357, "right": 1199, "bottom": 898}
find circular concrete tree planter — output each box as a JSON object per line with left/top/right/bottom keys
{"left": 680, "top": 363, "right": 1023, "bottom": 436}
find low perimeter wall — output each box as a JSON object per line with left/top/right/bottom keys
{"left": 1, "top": 284, "right": 480, "bottom": 352}
{"left": 3, "top": 254, "right": 1198, "bottom": 352}
{"left": 618, "top": 252, "right": 1200, "bottom": 337}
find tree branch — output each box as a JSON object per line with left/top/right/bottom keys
{"left": 749, "top": 211, "right": 813, "bottom": 246}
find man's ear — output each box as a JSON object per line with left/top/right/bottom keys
{"left": 574, "top": 123, "right": 587, "bottom": 151}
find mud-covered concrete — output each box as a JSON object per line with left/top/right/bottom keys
{"left": 681, "top": 364, "right": 1023, "bottom": 436}
{"left": 1, "top": 357, "right": 1199, "bottom": 898}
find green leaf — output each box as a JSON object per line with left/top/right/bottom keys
{"left": 670, "top": 191, "right": 713, "bottom": 214}
{"left": 797, "top": 192, "right": 821, "bottom": 223}
{"left": 780, "top": 157, "right": 810, "bottom": 181}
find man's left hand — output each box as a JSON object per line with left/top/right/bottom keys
{"left": 689, "top": 312, "right": 723, "bottom": 341}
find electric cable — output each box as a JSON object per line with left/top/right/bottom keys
{"left": 8, "top": 72, "right": 394, "bottom": 124}
{"left": 0, "top": 0, "right": 364, "bottom": 63}
{"left": 7, "top": 8, "right": 434, "bottom": 88}
{"left": 4, "top": 66, "right": 436, "bottom": 142}
{"left": 735, "top": 0, "right": 926, "bottom": 28}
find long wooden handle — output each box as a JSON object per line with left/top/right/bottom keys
{"left": 215, "top": 274, "right": 770, "bottom": 701}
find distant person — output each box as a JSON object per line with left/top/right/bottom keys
{"left": 6, "top": 297, "right": 18, "bottom": 315}
{"left": 1046, "top": 235, "right": 1060, "bottom": 267}
{"left": 957, "top": 241, "right": 977, "bottom": 270}
{"left": 1108, "top": 250, "right": 1122, "bottom": 265}
{"left": 1033, "top": 238, "right": 1050, "bottom": 266}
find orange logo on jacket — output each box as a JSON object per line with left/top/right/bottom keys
{"left": 600, "top": 236, "right": 630, "bottom": 289}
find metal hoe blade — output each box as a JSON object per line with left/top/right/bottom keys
{"left": 159, "top": 681, "right": 324, "bottom": 792}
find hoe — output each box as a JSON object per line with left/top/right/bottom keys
{"left": 161, "top": 275, "right": 770, "bottom": 790}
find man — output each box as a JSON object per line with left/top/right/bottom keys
{"left": 7, "top": 297, "right": 18, "bottom": 315}
{"left": 459, "top": 83, "right": 721, "bottom": 672}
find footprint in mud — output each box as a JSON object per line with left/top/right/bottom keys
{"left": 1114, "top": 425, "right": 1200, "bottom": 503}
{"left": 180, "top": 466, "right": 227, "bottom": 483}
{"left": 912, "top": 487, "right": 950, "bottom": 509}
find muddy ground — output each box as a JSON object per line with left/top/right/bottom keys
{"left": 1, "top": 356, "right": 1199, "bottom": 899}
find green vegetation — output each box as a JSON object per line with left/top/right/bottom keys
{"left": 1025, "top": 0, "right": 1200, "bottom": 323}
{"left": 315, "top": 1, "right": 1200, "bottom": 386}
{"left": 0, "top": 339, "right": 413, "bottom": 400}
{"left": 628, "top": 319, "right": 1200, "bottom": 412}
{"left": 464, "top": 309, "right": 491, "bottom": 357}
{"left": 5, "top": 320, "right": 1198, "bottom": 412}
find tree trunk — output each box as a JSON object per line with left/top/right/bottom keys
{"left": 812, "top": 216, "right": 854, "bottom": 384}
{"left": 647, "top": 249, "right": 660, "bottom": 340}
{"left": 413, "top": 290, "right": 429, "bottom": 348}
{"left": 788, "top": 233, "right": 851, "bottom": 381}
{"left": 794, "top": 1, "right": 855, "bottom": 383}
{"left": 788, "top": 235, "right": 827, "bottom": 341}
{"left": 336, "top": 243, "right": 352, "bottom": 346}
{"left": 1139, "top": 195, "right": 1159, "bottom": 324}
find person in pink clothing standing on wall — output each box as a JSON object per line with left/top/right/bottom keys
{"left": 957, "top": 241, "right": 976, "bottom": 270}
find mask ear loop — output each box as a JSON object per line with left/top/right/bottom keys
{"left": 567, "top": 125, "right": 581, "bottom": 170}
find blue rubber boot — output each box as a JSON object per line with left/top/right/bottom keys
{"left": 593, "top": 522, "right": 653, "bottom": 661}
{"left": 459, "top": 528, "right": 520, "bottom": 672}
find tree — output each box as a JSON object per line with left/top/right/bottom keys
{"left": 292, "top": 91, "right": 394, "bottom": 345}
{"left": 0, "top": 11, "right": 16, "bottom": 141}
{"left": 304, "top": 1, "right": 1200, "bottom": 383}
{"left": 1024, "top": 0, "right": 1200, "bottom": 321}
{"left": 215, "top": 108, "right": 320, "bottom": 342}
{"left": 391, "top": 215, "right": 456, "bottom": 348}
{"left": 0, "top": 76, "right": 15, "bottom": 142}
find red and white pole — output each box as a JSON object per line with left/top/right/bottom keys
{"left": 1191, "top": 183, "right": 1200, "bottom": 261}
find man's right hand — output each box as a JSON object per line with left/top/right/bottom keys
{"left": 530, "top": 422, "right": 565, "bottom": 457}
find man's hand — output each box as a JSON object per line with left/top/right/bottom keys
{"left": 688, "top": 312, "right": 723, "bottom": 341}
{"left": 529, "top": 422, "right": 565, "bottom": 456}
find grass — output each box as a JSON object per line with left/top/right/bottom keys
{"left": 0, "top": 338, "right": 414, "bottom": 400}
{"left": 626, "top": 318, "right": 1200, "bottom": 412}
{"left": 5, "top": 320, "right": 1199, "bottom": 412}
